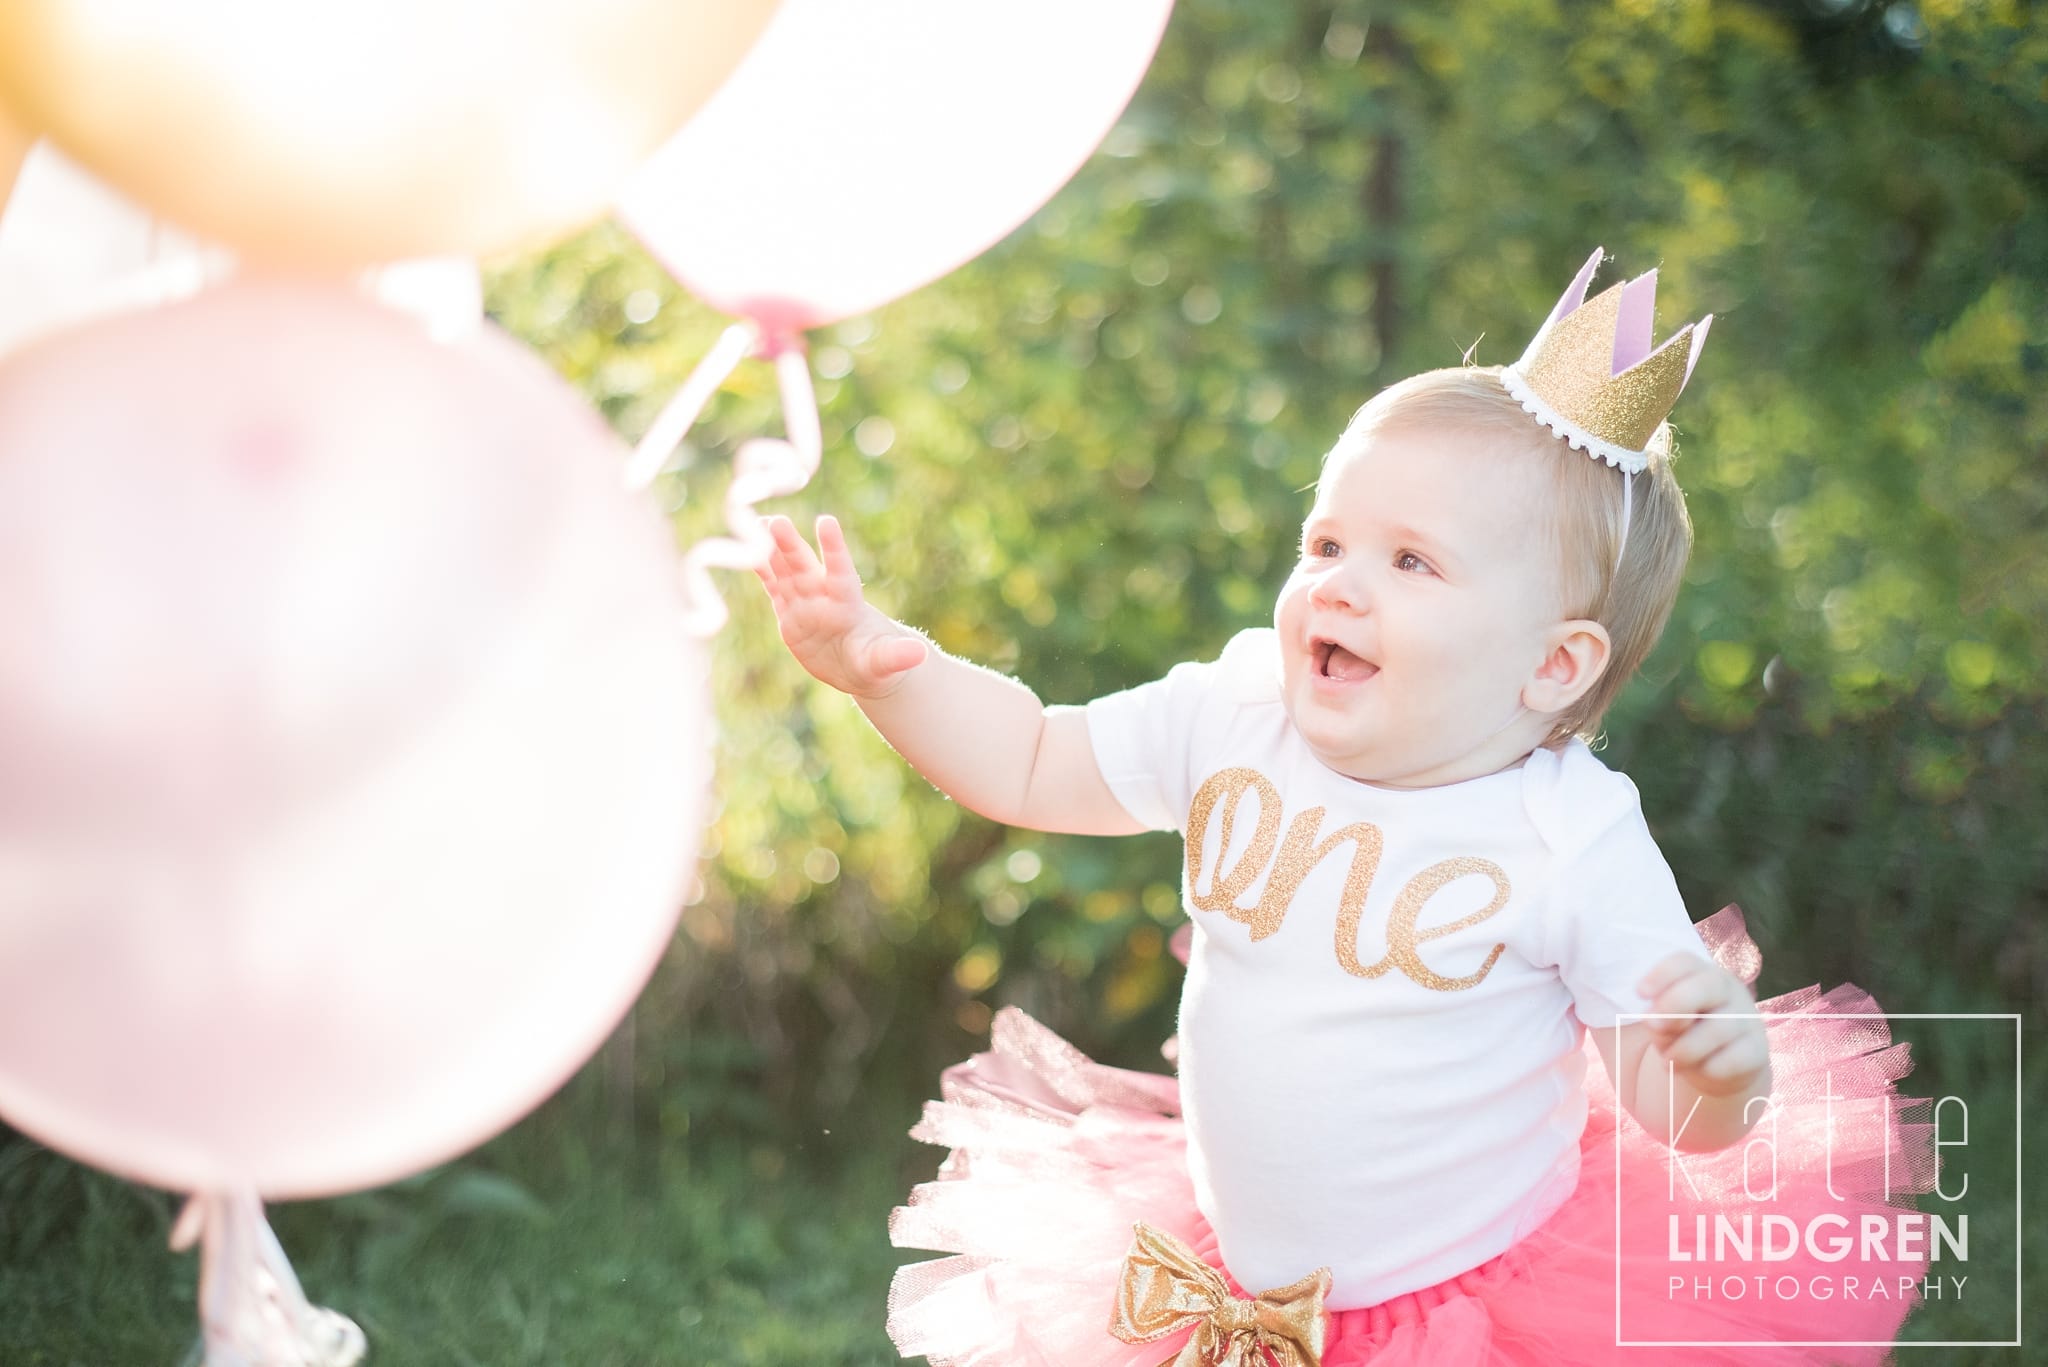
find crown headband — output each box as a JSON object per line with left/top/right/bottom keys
{"left": 1501, "top": 247, "right": 1711, "bottom": 569}
{"left": 1500, "top": 247, "right": 1711, "bottom": 476}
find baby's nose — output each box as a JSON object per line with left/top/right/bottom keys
{"left": 1308, "top": 564, "right": 1367, "bottom": 612}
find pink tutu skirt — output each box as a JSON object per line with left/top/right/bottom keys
{"left": 887, "top": 908, "right": 1935, "bottom": 1366}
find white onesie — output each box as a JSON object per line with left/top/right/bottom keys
{"left": 1085, "top": 628, "right": 1707, "bottom": 1309}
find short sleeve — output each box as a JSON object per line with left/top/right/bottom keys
{"left": 1084, "top": 636, "right": 1250, "bottom": 833}
{"left": 1537, "top": 787, "right": 1707, "bottom": 1030}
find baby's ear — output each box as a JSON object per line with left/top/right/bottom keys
{"left": 1523, "top": 619, "right": 1611, "bottom": 714}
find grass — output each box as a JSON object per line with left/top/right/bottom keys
{"left": 0, "top": 1072, "right": 926, "bottom": 1367}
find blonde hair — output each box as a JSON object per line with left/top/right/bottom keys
{"left": 1333, "top": 365, "right": 1693, "bottom": 744}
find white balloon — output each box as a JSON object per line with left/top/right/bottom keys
{"left": 0, "top": 143, "right": 484, "bottom": 354}
{"left": 0, "top": 141, "right": 229, "bottom": 354}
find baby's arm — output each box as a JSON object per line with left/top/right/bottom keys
{"left": 756, "top": 514, "right": 1146, "bottom": 837}
{"left": 1592, "top": 954, "right": 1773, "bottom": 1152}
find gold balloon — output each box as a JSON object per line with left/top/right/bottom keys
{"left": 0, "top": 0, "right": 781, "bottom": 267}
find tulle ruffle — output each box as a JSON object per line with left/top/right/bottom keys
{"left": 887, "top": 908, "right": 1934, "bottom": 1366}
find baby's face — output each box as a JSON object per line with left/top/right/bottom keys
{"left": 1274, "top": 425, "right": 1571, "bottom": 787}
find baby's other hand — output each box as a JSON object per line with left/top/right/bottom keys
{"left": 756, "top": 514, "right": 929, "bottom": 699}
{"left": 1635, "top": 953, "right": 1771, "bottom": 1099}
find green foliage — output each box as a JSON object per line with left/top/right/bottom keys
{"left": 492, "top": 0, "right": 2047, "bottom": 1093}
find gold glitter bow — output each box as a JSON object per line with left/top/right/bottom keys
{"left": 1109, "top": 1222, "right": 1331, "bottom": 1367}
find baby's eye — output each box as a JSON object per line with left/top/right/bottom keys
{"left": 1304, "top": 536, "right": 1341, "bottom": 559}
{"left": 1394, "top": 550, "right": 1435, "bottom": 575}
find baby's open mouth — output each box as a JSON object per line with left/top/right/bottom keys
{"left": 1314, "top": 639, "right": 1377, "bottom": 682}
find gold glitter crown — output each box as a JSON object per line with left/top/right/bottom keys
{"left": 1500, "top": 248, "right": 1712, "bottom": 476}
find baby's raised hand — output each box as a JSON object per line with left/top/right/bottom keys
{"left": 756, "top": 514, "right": 930, "bottom": 699}
{"left": 1636, "top": 953, "right": 1771, "bottom": 1099}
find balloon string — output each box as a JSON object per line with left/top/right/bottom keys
{"left": 675, "top": 344, "right": 822, "bottom": 638}
{"left": 623, "top": 321, "right": 758, "bottom": 492}
{"left": 170, "top": 1191, "right": 365, "bottom": 1367}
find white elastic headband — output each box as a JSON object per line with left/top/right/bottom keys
{"left": 1616, "top": 471, "right": 1634, "bottom": 574}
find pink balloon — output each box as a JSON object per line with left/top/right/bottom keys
{"left": 0, "top": 280, "right": 708, "bottom": 1198}
{"left": 619, "top": 0, "right": 1176, "bottom": 337}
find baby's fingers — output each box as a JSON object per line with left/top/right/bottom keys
{"left": 1635, "top": 957, "right": 1733, "bottom": 1046}
{"left": 1636, "top": 952, "right": 1710, "bottom": 1003}
{"left": 815, "top": 514, "right": 864, "bottom": 587}
{"left": 1646, "top": 957, "right": 1735, "bottom": 1009}
{"left": 1664, "top": 1020, "right": 1771, "bottom": 1097}
{"left": 1657, "top": 1014, "right": 1749, "bottom": 1069}
{"left": 763, "top": 514, "right": 823, "bottom": 583}
{"left": 755, "top": 518, "right": 789, "bottom": 583}
{"left": 864, "top": 633, "right": 929, "bottom": 680}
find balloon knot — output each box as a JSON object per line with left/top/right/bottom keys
{"left": 178, "top": 1191, "right": 366, "bottom": 1367}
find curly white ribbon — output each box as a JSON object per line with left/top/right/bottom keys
{"left": 170, "top": 1191, "right": 364, "bottom": 1367}
{"left": 624, "top": 321, "right": 822, "bottom": 637}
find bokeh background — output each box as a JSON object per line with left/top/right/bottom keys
{"left": 3, "top": 0, "right": 2041, "bottom": 1361}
